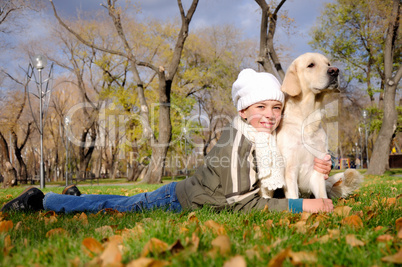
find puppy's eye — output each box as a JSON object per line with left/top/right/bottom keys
{"left": 307, "top": 63, "right": 314, "bottom": 68}
{"left": 328, "top": 63, "right": 330, "bottom": 66}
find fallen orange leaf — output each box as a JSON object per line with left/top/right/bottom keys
{"left": 223, "top": 255, "right": 247, "bottom": 267}
{"left": 3, "top": 235, "right": 13, "bottom": 256}
{"left": 141, "top": 238, "right": 168, "bottom": 257}
{"left": 211, "top": 235, "right": 231, "bottom": 255}
{"left": 289, "top": 250, "right": 317, "bottom": 265}
{"left": 345, "top": 234, "right": 365, "bottom": 247}
{"left": 0, "top": 220, "right": 13, "bottom": 232}
{"left": 386, "top": 198, "right": 396, "bottom": 206}
{"left": 82, "top": 237, "right": 104, "bottom": 255}
{"left": 185, "top": 232, "right": 200, "bottom": 253}
{"left": 382, "top": 249, "right": 402, "bottom": 264}
{"left": 396, "top": 217, "right": 402, "bottom": 232}
{"left": 126, "top": 257, "right": 169, "bottom": 267}
{"left": 187, "top": 212, "right": 199, "bottom": 224}
{"left": 268, "top": 247, "right": 291, "bottom": 267}
{"left": 95, "top": 225, "right": 114, "bottom": 237}
{"left": 300, "top": 212, "right": 312, "bottom": 221}
{"left": 204, "top": 220, "right": 226, "bottom": 235}
{"left": 333, "top": 206, "right": 352, "bottom": 217}
{"left": 327, "top": 229, "right": 340, "bottom": 239}
{"left": 99, "top": 239, "right": 122, "bottom": 267}
{"left": 46, "top": 228, "right": 68, "bottom": 238}
{"left": 341, "top": 215, "right": 363, "bottom": 229}
{"left": 376, "top": 234, "right": 394, "bottom": 243}
{"left": 245, "top": 245, "right": 262, "bottom": 261}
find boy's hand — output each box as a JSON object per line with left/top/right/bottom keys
{"left": 314, "top": 154, "right": 332, "bottom": 179}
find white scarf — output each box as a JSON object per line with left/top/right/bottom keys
{"left": 233, "top": 116, "right": 285, "bottom": 195}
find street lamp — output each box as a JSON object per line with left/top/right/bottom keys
{"left": 182, "top": 127, "right": 188, "bottom": 179}
{"left": 355, "top": 142, "right": 359, "bottom": 169}
{"left": 64, "top": 116, "right": 71, "bottom": 187}
{"left": 362, "top": 110, "right": 370, "bottom": 168}
{"left": 27, "top": 54, "right": 53, "bottom": 189}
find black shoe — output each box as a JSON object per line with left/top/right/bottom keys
{"left": 1, "top": 187, "right": 44, "bottom": 212}
{"left": 62, "top": 185, "right": 81, "bottom": 196}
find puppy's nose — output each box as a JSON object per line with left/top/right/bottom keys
{"left": 328, "top": 67, "right": 339, "bottom": 77}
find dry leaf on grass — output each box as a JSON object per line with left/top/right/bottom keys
{"left": 141, "top": 238, "right": 169, "bottom": 257}
{"left": 126, "top": 257, "right": 169, "bottom": 267}
{"left": 46, "top": 228, "right": 68, "bottom": 238}
{"left": 82, "top": 237, "right": 104, "bottom": 255}
{"left": 345, "top": 234, "right": 365, "bottom": 247}
{"left": 290, "top": 221, "right": 307, "bottom": 234}
{"left": 245, "top": 245, "right": 262, "bottom": 260}
{"left": 398, "top": 229, "right": 402, "bottom": 239}
{"left": 223, "top": 255, "right": 247, "bottom": 267}
{"left": 95, "top": 225, "right": 114, "bottom": 237}
{"left": 74, "top": 212, "right": 88, "bottom": 226}
{"left": 396, "top": 217, "right": 402, "bottom": 232}
{"left": 210, "top": 235, "right": 231, "bottom": 256}
{"left": 204, "top": 220, "right": 226, "bottom": 235}
{"left": 99, "top": 239, "right": 123, "bottom": 267}
{"left": 187, "top": 212, "right": 199, "bottom": 224}
{"left": 185, "top": 232, "right": 200, "bottom": 253}
{"left": 3, "top": 235, "right": 13, "bottom": 256}
{"left": 268, "top": 247, "right": 291, "bottom": 267}
{"left": 333, "top": 206, "right": 352, "bottom": 217}
{"left": 300, "top": 212, "right": 312, "bottom": 221}
{"left": 289, "top": 250, "right": 317, "bottom": 265}
{"left": 341, "top": 215, "right": 363, "bottom": 229}
{"left": 376, "top": 234, "right": 393, "bottom": 243}
{"left": 382, "top": 249, "right": 402, "bottom": 264}
{"left": 327, "top": 229, "right": 340, "bottom": 239}
{"left": 0, "top": 220, "right": 13, "bottom": 232}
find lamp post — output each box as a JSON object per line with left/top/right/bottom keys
{"left": 355, "top": 142, "right": 359, "bottom": 169}
{"left": 182, "top": 127, "right": 188, "bottom": 179}
{"left": 362, "top": 110, "right": 369, "bottom": 168}
{"left": 64, "top": 116, "right": 71, "bottom": 187}
{"left": 27, "top": 54, "right": 53, "bottom": 189}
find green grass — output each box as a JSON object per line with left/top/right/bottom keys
{"left": 0, "top": 174, "right": 401, "bottom": 266}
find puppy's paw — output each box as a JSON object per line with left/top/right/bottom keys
{"left": 327, "top": 169, "right": 364, "bottom": 199}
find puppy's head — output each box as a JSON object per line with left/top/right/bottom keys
{"left": 282, "top": 53, "right": 339, "bottom": 97}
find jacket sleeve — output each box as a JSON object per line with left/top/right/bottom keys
{"left": 230, "top": 192, "right": 289, "bottom": 212}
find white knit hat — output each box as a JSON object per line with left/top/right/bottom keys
{"left": 232, "top": 68, "right": 284, "bottom": 111}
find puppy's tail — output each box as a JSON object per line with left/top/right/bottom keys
{"left": 326, "top": 169, "right": 364, "bottom": 199}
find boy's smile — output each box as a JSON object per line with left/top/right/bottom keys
{"left": 239, "top": 100, "right": 283, "bottom": 133}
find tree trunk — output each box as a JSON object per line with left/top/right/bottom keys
{"left": 255, "top": 0, "right": 286, "bottom": 80}
{"left": 78, "top": 125, "right": 97, "bottom": 179}
{"left": 0, "top": 132, "right": 17, "bottom": 187}
{"left": 367, "top": 0, "right": 401, "bottom": 175}
{"left": 142, "top": 77, "right": 172, "bottom": 184}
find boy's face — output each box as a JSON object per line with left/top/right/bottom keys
{"left": 239, "top": 100, "right": 283, "bottom": 133}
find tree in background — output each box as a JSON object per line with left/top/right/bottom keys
{"left": 50, "top": 0, "right": 199, "bottom": 184}
{"left": 255, "top": 0, "right": 288, "bottom": 80}
{"left": 310, "top": 0, "right": 401, "bottom": 174}
{"left": 367, "top": 0, "right": 401, "bottom": 174}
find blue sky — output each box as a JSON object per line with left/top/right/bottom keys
{"left": 48, "top": 0, "right": 333, "bottom": 69}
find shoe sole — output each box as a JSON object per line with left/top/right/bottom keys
{"left": 1, "top": 187, "right": 43, "bottom": 212}
{"left": 62, "top": 184, "right": 81, "bottom": 196}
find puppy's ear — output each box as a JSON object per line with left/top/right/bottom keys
{"left": 281, "top": 62, "right": 301, "bottom": 96}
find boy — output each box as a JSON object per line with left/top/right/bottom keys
{"left": 2, "top": 69, "right": 334, "bottom": 214}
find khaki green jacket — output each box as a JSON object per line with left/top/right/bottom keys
{"left": 176, "top": 123, "right": 289, "bottom": 212}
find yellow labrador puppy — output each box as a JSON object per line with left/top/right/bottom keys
{"left": 277, "top": 53, "right": 363, "bottom": 199}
